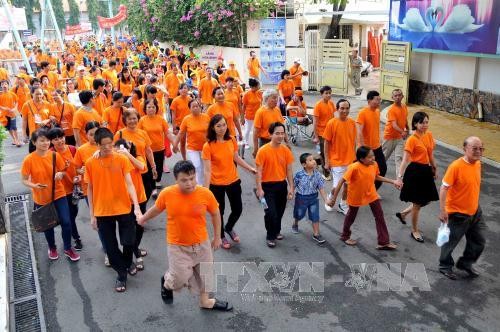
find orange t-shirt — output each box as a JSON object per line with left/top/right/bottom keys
{"left": 0, "top": 91, "right": 17, "bottom": 124}
{"left": 289, "top": 65, "right": 304, "bottom": 88}
{"left": 242, "top": 90, "right": 263, "bottom": 120}
{"left": 92, "top": 93, "right": 107, "bottom": 116}
{"left": 314, "top": 100, "right": 337, "bottom": 137}
{"left": 21, "top": 100, "right": 51, "bottom": 134}
{"left": 404, "top": 132, "right": 435, "bottom": 165}
{"left": 21, "top": 152, "right": 67, "bottom": 205}
{"left": 202, "top": 138, "right": 239, "bottom": 185}
{"left": 155, "top": 185, "right": 219, "bottom": 245}
{"left": 253, "top": 106, "right": 284, "bottom": 140}
{"left": 102, "top": 69, "right": 118, "bottom": 88}
{"left": 442, "top": 158, "right": 481, "bottom": 216}
{"left": 0, "top": 68, "right": 8, "bottom": 81}
{"left": 131, "top": 156, "right": 147, "bottom": 203}
{"left": 179, "top": 113, "right": 210, "bottom": 151}
{"left": 356, "top": 107, "right": 381, "bottom": 149}
{"left": 54, "top": 146, "right": 77, "bottom": 195}
{"left": 248, "top": 58, "right": 260, "bottom": 78}
{"left": 343, "top": 161, "right": 380, "bottom": 207}
{"left": 118, "top": 79, "right": 134, "bottom": 97}
{"left": 207, "top": 102, "right": 238, "bottom": 136}
{"left": 114, "top": 128, "right": 151, "bottom": 158}
{"left": 73, "top": 142, "right": 99, "bottom": 196}
{"left": 225, "top": 68, "right": 240, "bottom": 80}
{"left": 286, "top": 100, "right": 306, "bottom": 117}
{"left": 50, "top": 102, "right": 76, "bottom": 137}
{"left": 164, "top": 72, "right": 182, "bottom": 98}
{"left": 84, "top": 152, "right": 134, "bottom": 217}
{"left": 255, "top": 143, "right": 294, "bottom": 182}
{"left": 224, "top": 89, "right": 241, "bottom": 115}
{"left": 322, "top": 118, "right": 357, "bottom": 167}
{"left": 383, "top": 103, "right": 408, "bottom": 140}
{"left": 198, "top": 77, "right": 219, "bottom": 105}
{"left": 72, "top": 108, "right": 102, "bottom": 144}
{"left": 11, "top": 86, "right": 30, "bottom": 112}
{"left": 277, "top": 79, "right": 295, "bottom": 99}
{"left": 131, "top": 98, "right": 143, "bottom": 116}
{"left": 102, "top": 106, "right": 125, "bottom": 134}
{"left": 170, "top": 95, "right": 191, "bottom": 128}
{"left": 76, "top": 76, "right": 91, "bottom": 91}
{"left": 138, "top": 115, "right": 169, "bottom": 152}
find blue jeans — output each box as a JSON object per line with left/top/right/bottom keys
{"left": 293, "top": 193, "right": 320, "bottom": 223}
{"left": 35, "top": 197, "right": 73, "bottom": 250}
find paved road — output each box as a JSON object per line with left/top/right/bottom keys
{"left": 2, "top": 104, "right": 499, "bottom": 331}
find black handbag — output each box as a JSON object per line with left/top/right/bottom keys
{"left": 31, "top": 152, "right": 60, "bottom": 232}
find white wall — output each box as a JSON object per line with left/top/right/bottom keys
{"left": 410, "top": 52, "right": 500, "bottom": 94}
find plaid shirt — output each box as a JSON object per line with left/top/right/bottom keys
{"left": 293, "top": 169, "right": 324, "bottom": 195}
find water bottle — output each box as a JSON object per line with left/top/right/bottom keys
{"left": 260, "top": 197, "right": 269, "bottom": 210}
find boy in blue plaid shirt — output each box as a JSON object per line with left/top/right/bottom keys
{"left": 292, "top": 153, "right": 328, "bottom": 244}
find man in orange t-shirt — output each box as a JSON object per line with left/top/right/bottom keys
{"left": 323, "top": 99, "right": 356, "bottom": 215}
{"left": 247, "top": 51, "right": 267, "bottom": 80}
{"left": 252, "top": 90, "right": 286, "bottom": 157}
{"left": 255, "top": 122, "right": 294, "bottom": 247}
{"left": 85, "top": 127, "right": 141, "bottom": 292}
{"left": 138, "top": 160, "right": 233, "bottom": 311}
{"left": 382, "top": 89, "right": 408, "bottom": 177}
{"left": 438, "top": 136, "right": 485, "bottom": 280}
{"left": 198, "top": 68, "right": 219, "bottom": 109}
{"left": 313, "top": 85, "right": 337, "bottom": 180}
{"left": 356, "top": 90, "right": 386, "bottom": 189}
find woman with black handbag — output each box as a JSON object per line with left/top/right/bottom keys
{"left": 21, "top": 128, "right": 80, "bottom": 262}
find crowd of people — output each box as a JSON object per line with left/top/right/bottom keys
{"left": 0, "top": 38, "right": 486, "bottom": 310}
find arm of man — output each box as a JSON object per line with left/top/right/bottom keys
{"left": 125, "top": 173, "right": 142, "bottom": 219}
{"left": 356, "top": 123, "right": 364, "bottom": 147}
{"left": 138, "top": 205, "right": 162, "bottom": 226}
{"left": 286, "top": 163, "right": 294, "bottom": 200}
{"left": 439, "top": 185, "right": 449, "bottom": 223}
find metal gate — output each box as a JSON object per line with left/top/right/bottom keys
{"left": 380, "top": 41, "right": 411, "bottom": 103}
{"left": 304, "top": 30, "right": 319, "bottom": 91}
{"left": 319, "top": 39, "right": 349, "bottom": 95}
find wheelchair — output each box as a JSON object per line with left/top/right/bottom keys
{"left": 284, "top": 108, "right": 314, "bottom": 145}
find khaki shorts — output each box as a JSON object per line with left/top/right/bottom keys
{"left": 164, "top": 239, "right": 214, "bottom": 294}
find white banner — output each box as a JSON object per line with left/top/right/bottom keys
{"left": 0, "top": 7, "right": 28, "bottom": 31}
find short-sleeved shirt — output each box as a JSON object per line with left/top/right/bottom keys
{"left": 53, "top": 146, "right": 77, "bottom": 195}
{"left": 322, "top": 118, "right": 357, "bottom": 167}
{"left": 253, "top": 106, "right": 284, "bottom": 140}
{"left": 242, "top": 90, "right": 263, "bottom": 120}
{"left": 383, "top": 103, "right": 408, "bottom": 140}
{"left": 21, "top": 152, "right": 67, "bottom": 205}
{"left": 207, "top": 102, "right": 239, "bottom": 136}
{"left": 442, "top": 158, "right": 481, "bottom": 216}
{"left": 255, "top": 143, "right": 294, "bottom": 182}
{"left": 155, "top": 185, "right": 219, "bottom": 245}
{"left": 73, "top": 142, "right": 99, "bottom": 196}
{"left": 138, "top": 115, "right": 169, "bottom": 152}
{"left": 130, "top": 156, "right": 147, "bottom": 204}
{"left": 102, "top": 106, "right": 125, "bottom": 134}
{"left": 199, "top": 77, "right": 219, "bottom": 105}
{"left": 313, "top": 100, "right": 337, "bottom": 137}
{"left": 21, "top": 100, "right": 52, "bottom": 134}
{"left": 294, "top": 169, "right": 324, "bottom": 196}
{"left": 343, "top": 161, "right": 380, "bottom": 207}
{"left": 404, "top": 132, "right": 435, "bottom": 165}
{"left": 179, "top": 113, "right": 210, "bottom": 151}
{"left": 84, "top": 152, "right": 134, "bottom": 217}
{"left": 287, "top": 100, "right": 307, "bottom": 117}
{"left": 277, "top": 79, "right": 295, "bottom": 98}
{"left": 224, "top": 89, "right": 241, "bottom": 115}
{"left": 114, "top": 128, "right": 151, "bottom": 158}
{"left": 170, "top": 95, "right": 191, "bottom": 127}
{"left": 248, "top": 58, "right": 261, "bottom": 78}
{"left": 50, "top": 102, "right": 76, "bottom": 137}
{"left": 201, "top": 138, "right": 239, "bottom": 185}
{"left": 356, "top": 107, "right": 381, "bottom": 149}
{"left": 72, "top": 108, "right": 102, "bottom": 144}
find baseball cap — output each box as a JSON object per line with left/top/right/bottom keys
{"left": 294, "top": 58, "right": 302, "bottom": 64}
{"left": 77, "top": 65, "right": 86, "bottom": 71}
{"left": 229, "top": 60, "right": 235, "bottom": 65}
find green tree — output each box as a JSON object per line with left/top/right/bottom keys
{"left": 51, "top": 0, "right": 67, "bottom": 30}
{"left": 68, "top": 0, "right": 81, "bottom": 26}
{"left": 11, "top": 0, "right": 40, "bottom": 31}
{"left": 324, "top": 0, "right": 348, "bottom": 39}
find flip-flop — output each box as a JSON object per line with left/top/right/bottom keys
{"left": 115, "top": 279, "right": 126, "bottom": 292}
{"left": 376, "top": 243, "right": 398, "bottom": 250}
{"left": 128, "top": 262, "right": 138, "bottom": 276}
{"left": 343, "top": 239, "right": 357, "bottom": 246}
{"left": 395, "top": 212, "right": 407, "bottom": 225}
{"left": 136, "top": 257, "right": 144, "bottom": 271}
{"left": 202, "top": 299, "right": 233, "bottom": 311}
{"left": 411, "top": 232, "right": 424, "bottom": 243}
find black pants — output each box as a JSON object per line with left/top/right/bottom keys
{"left": 97, "top": 214, "right": 136, "bottom": 281}
{"left": 318, "top": 136, "right": 330, "bottom": 176}
{"left": 262, "top": 181, "right": 288, "bottom": 240}
{"left": 66, "top": 194, "right": 80, "bottom": 240}
{"left": 209, "top": 180, "right": 243, "bottom": 239}
{"left": 439, "top": 208, "right": 485, "bottom": 272}
{"left": 373, "top": 146, "right": 387, "bottom": 190}
{"left": 151, "top": 150, "right": 165, "bottom": 184}
{"left": 132, "top": 202, "right": 148, "bottom": 258}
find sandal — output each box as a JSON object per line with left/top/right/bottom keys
{"left": 225, "top": 229, "right": 240, "bottom": 243}
{"left": 128, "top": 262, "right": 138, "bottom": 276}
{"left": 395, "top": 212, "right": 407, "bottom": 225}
{"left": 376, "top": 243, "right": 398, "bottom": 250}
{"left": 138, "top": 248, "right": 148, "bottom": 257}
{"left": 276, "top": 234, "right": 284, "bottom": 240}
{"left": 115, "top": 279, "right": 126, "bottom": 292}
{"left": 343, "top": 238, "right": 357, "bottom": 246}
{"left": 267, "top": 240, "right": 276, "bottom": 248}
{"left": 202, "top": 299, "right": 233, "bottom": 311}
{"left": 136, "top": 257, "right": 144, "bottom": 271}
{"left": 221, "top": 238, "right": 231, "bottom": 249}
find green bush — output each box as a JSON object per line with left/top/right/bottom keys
{"left": 0, "top": 126, "right": 8, "bottom": 171}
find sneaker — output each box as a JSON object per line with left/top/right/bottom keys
{"left": 104, "top": 254, "right": 111, "bottom": 267}
{"left": 64, "top": 248, "right": 80, "bottom": 262}
{"left": 312, "top": 234, "right": 326, "bottom": 244}
{"left": 292, "top": 224, "right": 299, "bottom": 234}
{"left": 161, "top": 276, "right": 174, "bottom": 304}
{"left": 337, "top": 204, "right": 348, "bottom": 216}
{"left": 244, "top": 144, "right": 250, "bottom": 150}
{"left": 48, "top": 248, "right": 59, "bottom": 260}
{"left": 74, "top": 239, "right": 83, "bottom": 251}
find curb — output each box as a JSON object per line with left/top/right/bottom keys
{"left": 0, "top": 235, "right": 8, "bottom": 332}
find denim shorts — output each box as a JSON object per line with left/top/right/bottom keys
{"left": 293, "top": 193, "right": 320, "bottom": 223}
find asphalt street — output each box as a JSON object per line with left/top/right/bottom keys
{"left": 2, "top": 101, "right": 499, "bottom": 331}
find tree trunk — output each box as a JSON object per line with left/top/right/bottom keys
{"left": 324, "top": 0, "right": 347, "bottom": 39}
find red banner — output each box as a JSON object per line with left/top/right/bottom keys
{"left": 65, "top": 23, "right": 92, "bottom": 35}
{"left": 97, "top": 5, "right": 127, "bottom": 29}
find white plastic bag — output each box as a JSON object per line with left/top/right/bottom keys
{"left": 436, "top": 222, "right": 450, "bottom": 247}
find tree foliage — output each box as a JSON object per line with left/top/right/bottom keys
{"left": 68, "top": 0, "right": 81, "bottom": 26}
{"left": 126, "top": 0, "right": 278, "bottom": 46}
{"left": 324, "top": 0, "right": 348, "bottom": 39}
{"left": 51, "top": 0, "right": 66, "bottom": 30}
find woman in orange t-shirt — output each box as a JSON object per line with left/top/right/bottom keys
{"left": 241, "top": 78, "right": 263, "bottom": 149}
{"left": 396, "top": 112, "right": 439, "bottom": 243}
{"left": 21, "top": 88, "right": 52, "bottom": 152}
{"left": 170, "top": 84, "right": 191, "bottom": 132}
{"left": 130, "top": 88, "right": 143, "bottom": 116}
{"left": 138, "top": 99, "right": 176, "bottom": 198}
{"left": 327, "top": 146, "right": 401, "bottom": 249}
{"left": 50, "top": 90, "right": 77, "bottom": 146}
{"left": 201, "top": 114, "right": 256, "bottom": 249}
{"left": 277, "top": 70, "right": 295, "bottom": 114}
{"left": 173, "top": 99, "right": 210, "bottom": 185}
{"left": 21, "top": 128, "right": 80, "bottom": 261}
{"left": 207, "top": 87, "right": 242, "bottom": 139}
{"left": 286, "top": 91, "right": 309, "bottom": 124}
{"left": 117, "top": 68, "right": 134, "bottom": 99}
{"left": 102, "top": 92, "right": 125, "bottom": 134}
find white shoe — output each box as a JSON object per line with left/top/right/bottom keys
{"left": 337, "top": 204, "right": 348, "bottom": 216}
{"left": 245, "top": 144, "right": 250, "bottom": 150}
{"left": 325, "top": 193, "right": 334, "bottom": 212}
